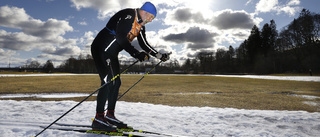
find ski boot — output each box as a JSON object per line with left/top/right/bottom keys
{"left": 105, "top": 110, "right": 129, "bottom": 129}
{"left": 92, "top": 113, "right": 117, "bottom": 132}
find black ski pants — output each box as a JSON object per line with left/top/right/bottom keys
{"left": 91, "top": 28, "right": 121, "bottom": 113}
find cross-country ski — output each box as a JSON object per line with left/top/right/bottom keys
{"left": 40, "top": 126, "right": 145, "bottom": 137}
{"left": 54, "top": 122, "right": 187, "bottom": 137}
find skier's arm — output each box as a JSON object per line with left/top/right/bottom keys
{"left": 137, "top": 27, "right": 170, "bottom": 62}
{"left": 137, "top": 26, "right": 159, "bottom": 57}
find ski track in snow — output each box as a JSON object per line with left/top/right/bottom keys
{"left": 0, "top": 100, "right": 320, "bottom": 137}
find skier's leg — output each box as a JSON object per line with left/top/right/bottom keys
{"left": 90, "top": 29, "right": 117, "bottom": 131}
{"left": 105, "top": 57, "right": 128, "bottom": 128}
{"left": 106, "top": 57, "right": 121, "bottom": 111}
{"left": 96, "top": 64, "right": 110, "bottom": 113}
{"left": 91, "top": 38, "right": 110, "bottom": 113}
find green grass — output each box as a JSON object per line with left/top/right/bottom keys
{"left": 0, "top": 74, "right": 319, "bottom": 112}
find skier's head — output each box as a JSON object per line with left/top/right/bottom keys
{"left": 140, "top": 2, "right": 157, "bottom": 17}
{"left": 139, "top": 2, "right": 156, "bottom": 26}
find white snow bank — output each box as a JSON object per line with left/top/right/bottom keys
{"left": 0, "top": 74, "right": 94, "bottom": 77}
{"left": 0, "top": 93, "right": 95, "bottom": 98}
{"left": 0, "top": 100, "right": 319, "bottom": 137}
{"left": 213, "top": 75, "right": 320, "bottom": 82}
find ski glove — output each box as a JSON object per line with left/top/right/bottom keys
{"left": 134, "top": 51, "right": 150, "bottom": 62}
{"left": 156, "top": 53, "right": 170, "bottom": 62}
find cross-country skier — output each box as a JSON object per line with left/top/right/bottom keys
{"left": 90, "top": 2, "right": 170, "bottom": 131}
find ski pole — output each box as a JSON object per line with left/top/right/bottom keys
{"left": 117, "top": 60, "right": 162, "bottom": 101}
{"left": 34, "top": 60, "right": 139, "bottom": 137}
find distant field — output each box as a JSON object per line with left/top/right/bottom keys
{"left": 1, "top": 74, "right": 319, "bottom": 112}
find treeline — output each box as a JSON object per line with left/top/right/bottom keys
{"left": 182, "top": 9, "right": 320, "bottom": 74}
{"left": 58, "top": 54, "right": 96, "bottom": 73}
{"left": 18, "top": 54, "right": 181, "bottom": 74}
{"left": 19, "top": 60, "right": 55, "bottom": 73}
{"left": 57, "top": 54, "right": 181, "bottom": 74}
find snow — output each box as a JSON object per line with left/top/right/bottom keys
{"left": 0, "top": 100, "right": 319, "bottom": 137}
{"left": 0, "top": 93, "right": 95, "bottom": 99}
{"left": 0, "top": 74, "right": 320, "bottom": 137}
{"left": 0, "top": 74, "right": 94, "bottom": 77}
{"left": 212, "top": 75, "right": 320, "bottom": 82}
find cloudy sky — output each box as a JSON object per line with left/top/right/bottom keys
{"left": 0, "top": 0, "right": 319, "bottom": 67}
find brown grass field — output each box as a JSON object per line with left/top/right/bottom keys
{"left": 0, "top": 73, "right": 319, "bottom": 112}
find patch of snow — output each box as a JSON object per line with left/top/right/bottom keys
{"left": 303, "top": 101, "right": 319, "bottom": 107}
{"left": 0, "top": 100, "right": 320, "bottom": 137}
{"left": 212, "top": 75, "right": 320, "bottom": 82}
{"left": 0, "top": 93, "right": 94, "bottom": 99}
{"left": 0, "top": 74, "right": 95, "bottom": 77}
{"left": 292, "top": 95, "right": 320, "bottom": 100}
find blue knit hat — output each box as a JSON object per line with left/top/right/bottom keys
{"left": 140, "top": 2, "right": 157, "bottom": 17}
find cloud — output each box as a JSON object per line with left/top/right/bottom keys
{"left": 0, "top": 6, "right": 30, "bottom": 28}
{"left": 0, "top": 30, "right": 42, "bottom": 51}
{"left": 167, "top": 7, "right": 258, "bottom": 31}
{"left": 0, "top": 29, "right": 79, "bottom": 56}
{"left": 42, "top": 46, "right": 81, "bottom": 56}
{"left": 78, "top": 31, "right": 96, "bottom": 48}
{"left": 232, "top": 31, "right": 250, "bottom": 40}
{"left": 0, "top": 48, "right": 17, "bottom": 56}
{"left": 288, "top": 0, "right": 300, "bottom": 5}
{"left": 172, "top": 8, "right": 206, "bottom": 23}
{"left": 255, "top": 0, "right": 301, "bottom": 16}
{"left": 163, "top": 27, "right": 216, "bottom": 44}
{"left": 246, "top": 0, "right": 254, "bottom": 6}
{"left": 22, "top": 19, "right": 73, "bottom": 40}
{"left": 160, "top": 4, "right": 260, "bottom": 62}
{"left": 187, "top": 43, "right": 213, "bottom": 50}
{"left": 279, "top": 6, "right": 300, "bottom": 16}
{"left": 0, "top": 5, "right": 84, "bottom": 67}
{"left": 70, "top": 0, "right": 141, "bottom": 20}
{"left": 78, "top": 21, "right": 87, "bottom": 25}
{"left": 174, "top": 8, "right": 193, "bottom": 22}
{"left": 212, "top": 9, "right": 256, "bottom": 30}
{"left": 0, "top": 6, "right": 73, "bottom": 39}
{"left": 0, "top": 56, "right": 25, "bottom": 67}
{"left": 0, "top": 6, "right": 80, "bottom": 56}
{"left": 162, "top": 27, "right": 217, "bottom": 57}
{"left": 162, "top": 7, "right": 258, "bottom": 53}
{"left": 255, "top": 0, "right": 278, "bottom": 13}
{"left": 0, "top": 48, "right": 25, "bottom": 67}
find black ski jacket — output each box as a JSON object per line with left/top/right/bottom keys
{"left": 105, "top": 8, "right": 158, "bottom": 57}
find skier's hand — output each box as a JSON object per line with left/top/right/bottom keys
{"left": 134, "top": 52, "right": 150, "bottom": 62}
{"left": 156, "top": 53, "right": 171, "bottom": 62}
